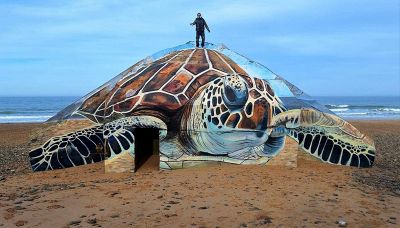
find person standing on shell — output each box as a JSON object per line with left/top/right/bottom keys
{"left": 190, "top": 13, "right": 210, "bottom": 48}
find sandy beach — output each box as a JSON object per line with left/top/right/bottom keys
{"left": 0, "top": 120, "right": 399, "bottom": 227}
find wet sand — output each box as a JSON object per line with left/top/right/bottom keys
{"left": 0, "top": 120, "right": 399, "bottom": 227}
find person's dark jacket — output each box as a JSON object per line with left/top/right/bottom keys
{"left": 191, "top": 17, "right": 210, "bottom": 32}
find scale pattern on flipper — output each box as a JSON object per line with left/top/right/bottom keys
{"left": 288, "top": 127, "right": 375, "bottom": 167}
{"left": 271, "top": 108, "right": 376, "bottom": 168}
{"left": 103, "top": 120, "right": 135, "bottom": 158}
{"left": 29, "top": 125, "right": 105, "bottom": 171}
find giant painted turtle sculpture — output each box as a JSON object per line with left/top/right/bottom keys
{"left": 29, "top": 42, "right": 375, "bottom": 171}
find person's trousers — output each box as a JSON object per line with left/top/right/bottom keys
{"left": 196, "top": 31, "right": 205, "bottom": 47}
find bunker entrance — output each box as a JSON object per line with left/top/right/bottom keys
{"left": 134, "top": 128, "right": 160, "bottom": 172}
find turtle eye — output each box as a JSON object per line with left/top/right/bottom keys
{"left": 222, "top": 74, "right": 248, "bottom": 110}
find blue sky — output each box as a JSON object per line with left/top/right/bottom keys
{"left": 0, "top": 0, "right": 399, "bottom": 96}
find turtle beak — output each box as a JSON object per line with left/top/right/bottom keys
{"left": 222, "top": 74, "right": 248, "bottom": 110}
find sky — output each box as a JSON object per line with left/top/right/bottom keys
{"left": 0, "top": 0, "right": 399, "bottom": 97}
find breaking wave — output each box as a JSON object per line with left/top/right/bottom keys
{"left": 327, "top": 104, "right": 400, "bottom": 119}
{"left": 330, "top": 108, "right": 349, "bottom": 112}
{"left": 326, "top": 104, "right": 350, "bottom": 108}
{"left": 0, "top": 115, "right": 53, "bottom": 123}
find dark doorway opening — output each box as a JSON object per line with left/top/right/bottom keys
{"left": 134, "top": 128, "right": 160, "bottom": 172}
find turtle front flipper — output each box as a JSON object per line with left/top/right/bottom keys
{"left": 29, "top": 116, "right": 168, "bottom": 172}
{"left": 272, "top": 109, "right": 375, "bottom": 167}
{"left": 29, "top": 125, "right": 105, "bottom": 171}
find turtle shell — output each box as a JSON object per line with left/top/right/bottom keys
{"left": 75, "top": 48, "right": 264, "bottom": 123}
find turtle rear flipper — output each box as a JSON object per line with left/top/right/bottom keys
{"left": 29, "top": 125, "right": 105, "bottom": 171}
{"left": 272, "top": 109, "right": 375, "bottom": 167}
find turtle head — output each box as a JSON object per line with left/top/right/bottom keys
{"left": 182, "top": 73, "right": 286, "bottom": 155}
{"left": 195, "top": 73, "right": 285, "bottom": 135}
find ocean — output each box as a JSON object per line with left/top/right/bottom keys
{"left": 315, "top": 96, "right": 400, "bottom": 120}
{"left": 0, "top": 96, "right": 79, "bottom": 123}
{"left": 0, "top": 96, "right": 399, "bottom": 123}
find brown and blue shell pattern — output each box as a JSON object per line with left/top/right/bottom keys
{"left": 76, "top": 48, "right": 285, "bottom": 129}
